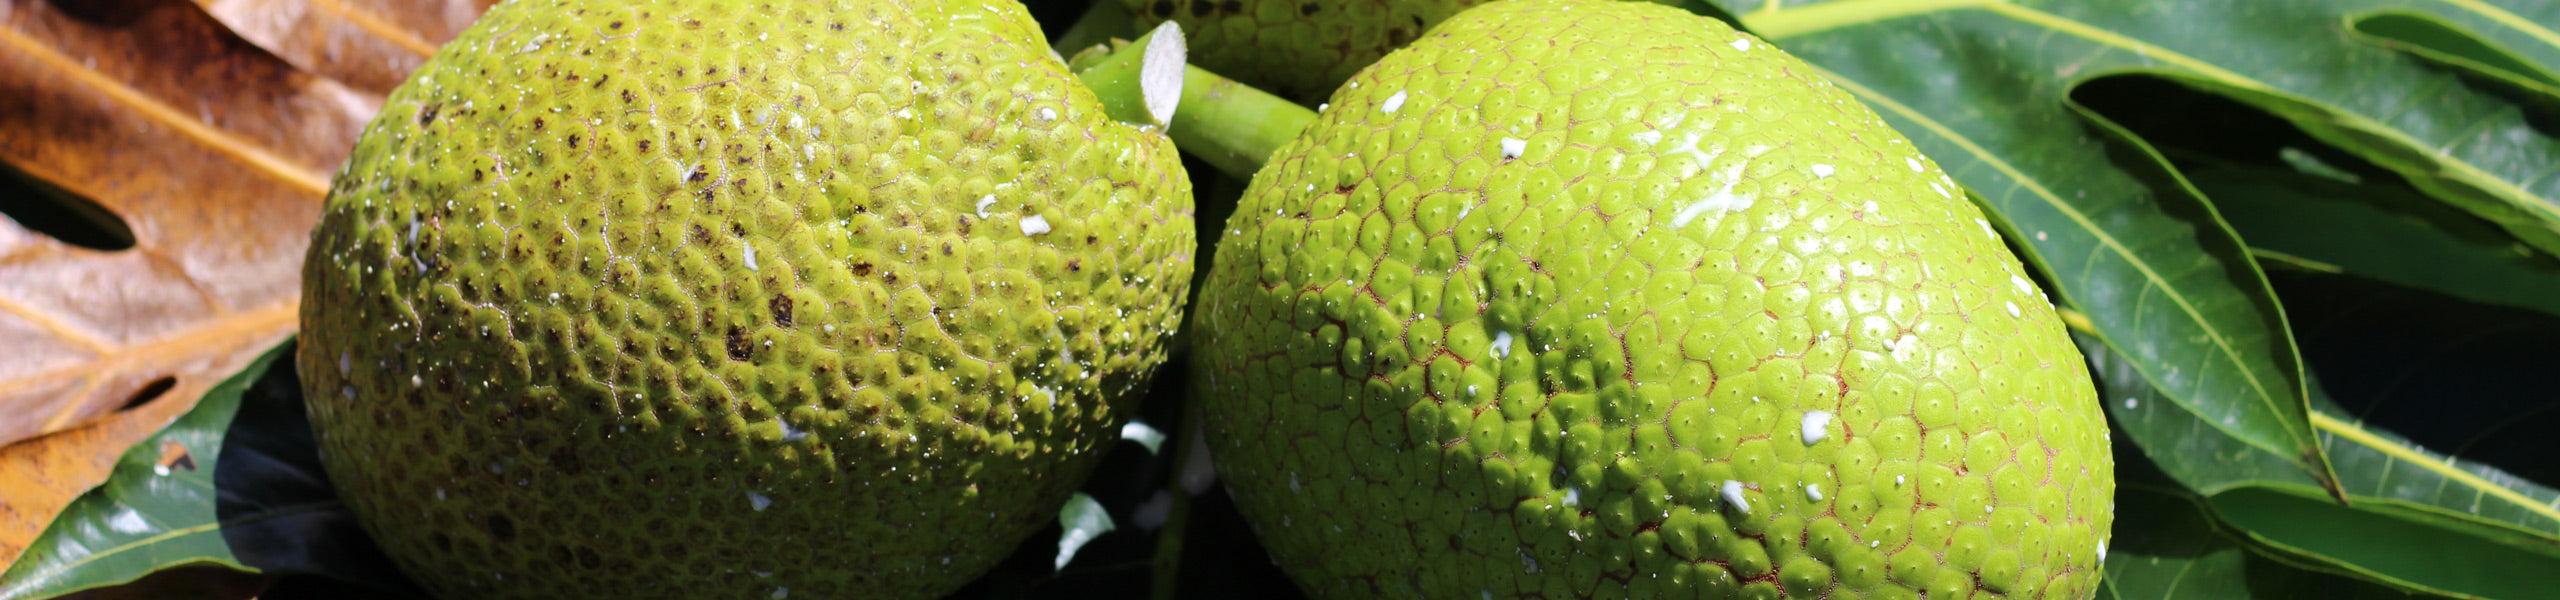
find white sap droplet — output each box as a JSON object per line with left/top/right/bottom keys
{"left": 976, "top": 194, "right": 998, "bottom": 219}
{"left": 1483, "top": 591, "right": 1494, "bottom": 600}
{"left": 1382, "top": 90, "right": 1408, "bottom": 114}
{"left": 778, "top": 419, "right": 807, "bottom": 442}
{"left": 1671, "top": 188, "right": 1752, "bottom": 227}
{"left": 2125, "top": 397, "right": 2139, "bottom": 409}
{"left": 1629, "top": 130, "right": 1663, "bottom": 146}
{"left": 770, "top": 586, "right": 789, "bottom": 599}
{"left": 1037, "top": 107, "right": 1057, "bottom": 122}
{"left": 1019, "top": 215, "right": 1052, "bottom": 236}
{"left": 748, "top": 492, "right": 773, "bottom": 511}
{"left": 1805, "top": 483, "right": 1824, "bottom": 502}
{"left": 1563, "top": 486, "right": 1582, "bottom": 507}
{"left": 338, "top": 351, "right": 351, "bottom": 375}
{"left": 742, "top": 241, "right": 759, "bottom": 271}
{"left": 1729, "top": 38, "right": 1752, "bottom": 51}
{"left": 1810, "top": 164, "right": 1834, "bottom": 178}
{"left": 1720, "top": 481, "right": 1751, "bottom": 514}
{"left": 1906, "top": 157, "right": 1925, "bottom": 172}
{"left": 2013, "top": 275, "right": 2037, "bottom": 295}
{"left": 823, "top": 324, "right": 836, "bottom": 333}
{"left": 1800, "top": 410, "right": 1833, "bottom": 445}
{"left": 436, "top": 488, "right": 448, "bottom": 501}
{"left": 2006, "top": 301, "right": 2023, "bottom": 318}
{"left": 107, "top": 508, "right": 149, "bottom": 534}
{"left": 1490, "top": 331, "right": 1515, "bottom": 359}
{"left": 2097, "top": 542, "right": 2109, "bottom": 562}
{"left": 154, "top": 464, "right": 171, "bottom": 476}
{"left": 1290, "top": 472, "right": 1302, "bottom": 492}
{"left": 1500, "top": 137, "right": 1526, "bottom": 160}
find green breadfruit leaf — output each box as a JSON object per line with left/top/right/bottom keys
{"left": 2088, "top": 270, "right": 2560, "bottom": 599}
{"left": 2195, "top": 158, "right": 2560, "bottom": 319}
{"left": 2098, "top": 455, "right": 2418, "bottom": 600}
{"left": 2067, "top": 73, "right": 2560, "bottom": 320}
{"left": 0, "top": 341, "right": 421, "bottom": 599}
{"left": 1715, "top": 0, "right": 2348, "bottom": 492}
{"left": 1732, "top": 0, "right": 2560, "bottom": 255}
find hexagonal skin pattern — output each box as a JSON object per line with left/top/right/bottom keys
{"left": 1190, "top": 1, "right": 2111, "bottom": 598}
{"left": 296, "top": 1, "right": 1192, "bottom": 598}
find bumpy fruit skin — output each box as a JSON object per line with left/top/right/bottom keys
{"left": 296, "top": 1, "right": 1192, "bottom": 598}
{"left": 1191, "top": 1, "right": 2112, "bottom": 598}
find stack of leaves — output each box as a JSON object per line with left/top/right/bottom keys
{"left": 1, "top": 0, "right": 2554, "bottom": 598}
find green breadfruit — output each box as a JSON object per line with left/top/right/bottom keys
{"left": 1190, "top": 1, "right": 2114, "bottom": 598}
{"left": 295, "top": 0, "right": 1193, "bottom": 598}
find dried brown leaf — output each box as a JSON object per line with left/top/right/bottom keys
{"left": 0, "top": 0, "right": 383, "bottom": 557}
{"left": 194, "top": 0, "right": 495, "bottom": 95}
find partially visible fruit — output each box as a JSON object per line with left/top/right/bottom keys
{"left": 296, "top": 0, "right": 1193, "bottom": 598}
{"left": 1122, "top": 0, "right": 1685, "bottom": 103}
{"left": 1189, "top": 1, "right": 2113, "bottom": 597}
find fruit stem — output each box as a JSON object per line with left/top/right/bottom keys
{"left": 1071, "top": 38, "right": 1315, "bottom": 180}
{"left": 1073, "top": 21, "right": 1187, "bottom": 129}
{"left": 1164, "top": 64, "right": 1314, "bottom": 180}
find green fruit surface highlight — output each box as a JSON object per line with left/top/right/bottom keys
{"left": 1190, "top": 1, "right": 2113, "bottom": 598}
{"left": 296, "top": 1, "right": 1193, "bottom": 598}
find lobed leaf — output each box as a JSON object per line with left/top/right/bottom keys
{"left": 191, "top": 0, "right": 496, "bottom": 95}
{"left": 0, "top": 0, "right": 367, "bottom": 450}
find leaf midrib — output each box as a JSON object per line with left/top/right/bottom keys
{"left": 0, "top": 24, "right": 331, "bottom": 196}
{"left": 2313, "top": 411, "right": 2560, "bottom": 526}
{"left": 1745, "top": 0, "right": 2560, "bottom": 226}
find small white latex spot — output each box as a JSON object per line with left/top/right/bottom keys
{"left": 748, "top": 492, "right": 773, "bottom": 511}
{"left": 1810, "top": 163, "right": 1834, "bottom": 178}
{"left": 1896, "top": 474, "right": 1907, "bottom": 486}
{"left": 1671, "top": 188, "right": 1752, "bottom": 227}
{"left": 1382, "top": 90, "right": 1408, "bottom": 114}
{"left": 771, "top": 586, "right": 789, "bottom": 599}
{"left": 1800, "top": 410, "right": 1833, "bottom": 445}
{"left": 1563, "top": 486, "right": 1582, "bottom": 507}
{"left": 1500, "top": 137, "right": 1526, "bottom": 159}
{"left": 2007, "top": 301, "right": 2024, "bottom": 318}
{"left": 1907, "top": 157, "right": 1925, "bottom": 171}
{"left": 742, "top": 241, "right": 758, "bottom": 271}
{"left": 1037, "top": 107, "right": 1057, "bottom": 122}
{"left": 1721, "top": 481, "right": 1751, "bottom": 514}
{"left": 1019, "top": 215, "right": 1052, "bottom": 236}
{"left": 1806, "top": 484, "right": 1824, "bottom": 502}
{"left": 1628, "top": 130, "right": 1662, "bottom": 146}
{"left": 2126, "top": 397, "right": 2139, "bottom": 409}
{"left": 2098, "top": 542, "right": 2109, "bottom": 562}
{"left": 976, "top": 194, "right": 998, "bottom": 219}
{"left": 1490, "top": 331, "right": 1515, "bottom": 359}
{"left": 1729, "top": 38, "right": 1752, "bottom": 51}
